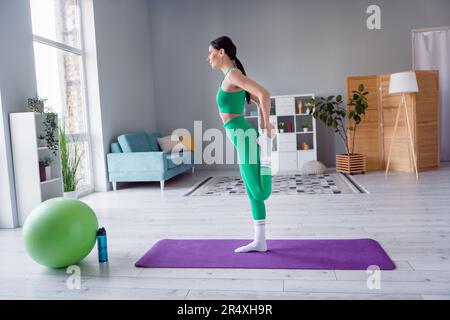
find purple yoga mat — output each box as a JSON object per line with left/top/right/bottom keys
{"left": 135, "top": 239, "right": 396, "bottom": 270}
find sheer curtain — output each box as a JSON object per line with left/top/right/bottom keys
{"left": 413, "top": 27, "right": 450, "bottom": 161}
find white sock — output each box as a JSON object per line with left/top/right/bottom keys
{"left": 257, "top": 132, "right": 272, "bottom": 167}
{"left": 234, "top": 219, "right": 267, "bottom": 253}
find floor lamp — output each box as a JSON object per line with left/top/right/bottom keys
{"left": 385, "top": 71, "right": 419, "bottom": 180}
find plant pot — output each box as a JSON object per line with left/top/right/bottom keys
{"left": 279, "top": 129, "right": 284, "bottom": 133}
{"left": 336, "top": 154, "right": 366, "bottom": 174}
{"left": 63, "top": 190, "right": 78, "bottom": 199}
{"left": 38, "top": 139, "right": 47, "bottom": 147}
{"left": 45, "top": 166, "right": 51, "bottom": 180}
{"left": 303, "top": 128, "right": 308, "bottom": 132}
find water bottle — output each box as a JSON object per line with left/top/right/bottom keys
{"left": 96, "top": 227, "right": 108, "bottom": 263}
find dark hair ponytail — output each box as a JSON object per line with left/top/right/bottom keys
{"left": 210, "top": 36, "right": 251, "bottom": 104}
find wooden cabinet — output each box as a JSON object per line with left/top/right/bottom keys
{"left": 346, "top": 70, "right": 440, "bottom": 172}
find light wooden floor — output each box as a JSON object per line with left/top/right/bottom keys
{"left": 1, "top": 163, "right": 450, "bottom": 300}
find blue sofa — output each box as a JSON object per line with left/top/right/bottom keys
{"left": 107, "top": 132, "right": 194, "bottom": 190}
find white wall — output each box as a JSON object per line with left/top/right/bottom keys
{"left": 0, "top": 89, "right": 18, "bottom": 228}
{"left": 0, "top": 0, "right": 37, "bottom": 228}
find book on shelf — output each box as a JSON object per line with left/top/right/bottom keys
{"left": 287, "top": 122, "right": 293, "bottom": 132}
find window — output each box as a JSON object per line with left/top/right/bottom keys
{"left": 30, "top": 0, "right": 93, "bottom": 195}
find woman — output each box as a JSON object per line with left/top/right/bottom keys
{"left": 207, "top": 36, "right": 275, "bottom": 253}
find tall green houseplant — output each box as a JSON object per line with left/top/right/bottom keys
{"left": 305, "top": 84, "right": 369, "bottom": 155}
{"left": 59, "top": 125, "right": 83, "bottom": 193}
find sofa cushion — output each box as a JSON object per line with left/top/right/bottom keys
{"left": 118, "top": 133, "right": 152, "bottom": 153}
{"left": 111, "top": 142, "right": 123, "bottom": 153}
{"left": 158, "top": 135, "right": 182, "bottom": 153}
{"left": 145, "top": 132, "right": 162, "bottom": 151}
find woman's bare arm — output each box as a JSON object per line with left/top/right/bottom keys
{"left": 250, "top": 93, "right": 260, "bottom": 105}
{"left": 227, "top": 70, "right": 270, "bottom": 128}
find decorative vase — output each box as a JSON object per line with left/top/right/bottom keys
{"left": 63, "top": 190, "right": 78, "bottom": 199}
{"left": 39, "top": 161, "right": 45, "bottom": 182}
{"left": 45, "top": 166, "right": 51, "bottom": 180}
{"left": 336, "top": 154, "right": 366, "bottom": 174}
{"left": 297, "top": 99, "right": 303, "bottom": 114}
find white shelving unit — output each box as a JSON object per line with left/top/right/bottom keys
{"left": 244, "top": 93, "right": 317, "bottom": 174}
{"left": 9, "top": 112, "right": 63, "bottom": 226}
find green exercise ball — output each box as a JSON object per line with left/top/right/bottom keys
{"left": 23, "top": 197, "right": 98, "bottom": 268}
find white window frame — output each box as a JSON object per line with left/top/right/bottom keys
{"left": 31, "top": 0, "right": 94, "bottom": 196}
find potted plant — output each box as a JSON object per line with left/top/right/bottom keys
{"left": 37, "top": 134, "right": 47, "bottom": 147}
{"left": 302, "top": 123, "right": 309, "bottom": 132}
{"left": 43, "top": 108, "right": 59, "bottom": 156}
{"left": 42, "top": 156, "right": 53, "bottom": 180}
{"left": 27, "top": 96, "right": 47, "bottom": 113}
{"left": 305, "top": 84, "right": 369, "bottom": 174}
{"left": 59, "top": 124, "right": 83, "bottom": 198}
{"left": 278, "top": 121, "right": 285, "bottom": 133}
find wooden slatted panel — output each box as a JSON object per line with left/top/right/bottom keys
{"left": 415, "top": 70, "right": 440, "bottom": 170}
{"left": 346, "top": 75, "right": 382, "bottom": 171}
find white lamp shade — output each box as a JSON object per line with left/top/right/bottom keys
{"left": 389, "top": 71, "right": 419, "bottom": 94}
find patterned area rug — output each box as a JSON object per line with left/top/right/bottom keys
{"left": 185, "top": 173, "right": 366, "bottom": 196}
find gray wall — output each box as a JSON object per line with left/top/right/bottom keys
{"left": 0, "top": 0, "right": 37, "bottom": 228}
{"left": 93, "top": 0, "right": 157, "bottom": 150}
{"left": 149, "top": 0, "right": 450, "bottom": 168}
{"left": 89, "top": 0, "right": 157, "bottom": 191}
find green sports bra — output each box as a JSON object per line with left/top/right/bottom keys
{"left": 216, "top": 66, "right": 246, "bottom": 114}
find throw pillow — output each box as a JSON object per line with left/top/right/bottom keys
{"left": 157, "top": 135, "right": 183, "bottom": 153}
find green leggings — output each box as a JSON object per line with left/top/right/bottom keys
{"left": 224, "top": 115, "right": 272, "bottom": 220}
